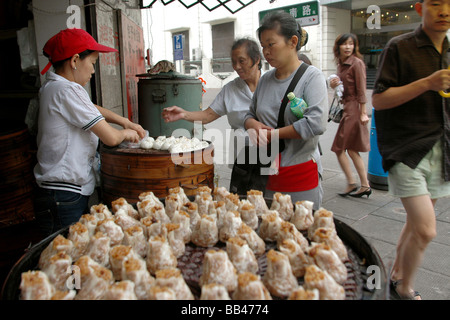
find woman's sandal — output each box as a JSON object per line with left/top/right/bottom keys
{"left": 338, "top": 183, "right": 358, "bottom": 197}
{"left": 349, "top": 185, "right": 372, "bottom": 198}
{"left": 390, "top": 279, "right": 422, "bottom": 300}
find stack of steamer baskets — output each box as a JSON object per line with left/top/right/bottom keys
{"left": 99, "top": 136, "right": 215, "bottom": 207}
{"left": 2, "top": 185, "right": 388, "bottom": 300}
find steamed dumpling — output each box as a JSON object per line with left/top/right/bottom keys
{"left": 140, "top": 137, "right": 154, "bottom": 149}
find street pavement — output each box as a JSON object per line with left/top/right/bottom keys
{"left": 203, "top": 87, "right": 450, "bottom": 300}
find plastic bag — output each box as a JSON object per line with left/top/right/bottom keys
{"left": 16, "top": 20, "right": 38, "bottom": 72}
{"left": 327, "top": 74, "right": 344, "bottom": 99}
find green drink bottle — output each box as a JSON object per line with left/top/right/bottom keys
{"left": 287, "top": 92, "right": 308, "bottom": 119}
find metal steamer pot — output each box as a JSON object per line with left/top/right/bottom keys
{"left": 137, "top": 71, "right": 203, "bottom": 138}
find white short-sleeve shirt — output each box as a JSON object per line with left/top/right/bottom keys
{"left": 34, "top": 71, "right": 104, "bottom": 195}
{"left": 209, "top": 74, "right": 263, "bottom": 164}
{"left": 209, "top": 75, "right": 259, "bottom": 130}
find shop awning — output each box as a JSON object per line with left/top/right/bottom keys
{"left": 140, "top": 0, "right": 257, "bottom": 14}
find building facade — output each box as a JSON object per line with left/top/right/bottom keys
{"left": 142, "top": 0, "right": 427, "bottom": 88}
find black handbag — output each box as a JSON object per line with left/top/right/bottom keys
{"left": 328, "top": 96, "right": 343, "bottom": 123}
{"left": 230, "top": 63, "right": 310, "bottom": 195}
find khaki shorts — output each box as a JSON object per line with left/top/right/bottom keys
{"left": 388, "top": 140, "right": 450, "bottom": 199}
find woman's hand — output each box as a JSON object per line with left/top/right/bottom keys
{"left": 162, "top": 106, "right": 186, "bottom": 123}
{"left": 260, "top": 128, "right": 280, "bottom": 146}
{"left": 329, "top": 77, "right": 341, "bottom": 89}
{"left": 360, "top": 113, "right": 369, "bottom": 126}
{"left": 245, "top": 118, "right": 275, "bottom": 146}
{"left": 359, "top": 103, "right": 369, "bottom": 126}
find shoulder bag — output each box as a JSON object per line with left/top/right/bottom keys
{"left": 328, "top": 96, "right": 343, "bottom": 123}
{"left": 229, "top": 63, "right": 310, "bottom": 195}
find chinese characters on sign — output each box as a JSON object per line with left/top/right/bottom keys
{"left": 259, "top": 1, "right": 320, "bottom": 27}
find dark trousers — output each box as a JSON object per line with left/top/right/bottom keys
{"left": 33, "top": 187, "right": 89, "bottom": 236}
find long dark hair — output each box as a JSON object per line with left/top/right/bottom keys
{"left": 333, "top": 33, "right": 363, "bottom": 64}
{"left": 257, "top": 11, "right": 307, "bottom": 51}
{"left": 231, "top": 37, "right": 263, "bottom": 70}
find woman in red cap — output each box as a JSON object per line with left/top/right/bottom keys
{"left": 34, "top": 28, "right": 145, "bottom": 236}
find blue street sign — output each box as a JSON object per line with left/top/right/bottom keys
{"left": 173, "top": 34, "right": 183, "bottom": 61}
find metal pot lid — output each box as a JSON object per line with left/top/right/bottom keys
{"left": 136, "top": 70, "right": 197, "bottom": 80}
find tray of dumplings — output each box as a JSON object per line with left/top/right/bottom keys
{"left": 3, "top": 186, "right": 387, "bottom": 300}
{"left": 118, "top": 135, "right": 211, "bottom": 154}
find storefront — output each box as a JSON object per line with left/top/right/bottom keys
{"left": 323, "top": 0, "right": 421, "bottom": 88}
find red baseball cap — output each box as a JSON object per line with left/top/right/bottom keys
{"left": 41, "top": 28, "right": 118, "bottom": 75}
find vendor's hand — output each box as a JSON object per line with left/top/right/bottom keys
{"left": 329, "top": 77, "right": 341, "bottom": 89}
{"left": 427, "top": 68, "right": 450, "bottom": 92}
{"left": 360, "top": 113, "right": 369, "bottom": 126}
{"left": 162, "top": 106, "right": 186, "bottom": 123}
{"left": 124, "top": 120, "right": 145, "bottom": 139}
{"left": 122, "top": 129, "right": 141, "bottom": 143}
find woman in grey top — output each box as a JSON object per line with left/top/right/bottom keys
{"left": 244, "top": 11, "right": 327, "bottom": 210}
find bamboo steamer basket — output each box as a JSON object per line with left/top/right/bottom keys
{"left": 100, "top": 141, "right": 214, "bottom": 206}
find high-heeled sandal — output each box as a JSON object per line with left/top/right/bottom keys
{"left": 349, "top": 186, "right": 372, "bottom": 198}
{"left": 390, "top": 279, "right": 421, "bottom": 300}
{"left": 338, "top": 183, "right": 358, "bottom": 197}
